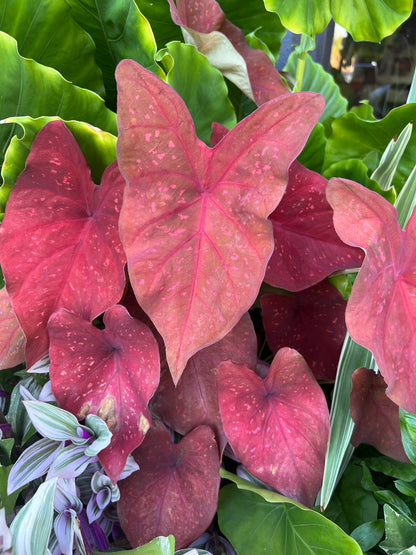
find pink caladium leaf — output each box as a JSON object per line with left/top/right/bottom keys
{"left": 265, "top": 162, "right": 363, "bottom": 291}
{"left": 168, "top": 0, "right": 288, "bottom": 104}
{"left": 0, "top": 121, "right": 126, "bottom": 367}
{"left": 350, "top": 367, "right": 409, "bottom": 463}
{"left": 116, "top": 59, "right": 323, "bottom": 383}
{"left": 261, "top": 280, "right": 347, "bottom": 380}
{"left": 0, "top": 286, "right": 26, "bottom": 370}
{"left": 48, "top": 304, "right": 160, "bottom": 483}
{"left": 218, "top": 348, "right": 330, "bottom": 506}
{"left": 326, "top": 178, "right": 416, "bottom": 413}
{"left": 117, "top": 420, "right": 220, "bottom": 549}
{"left": 151, "top": 313, "right": 257, "bottom": 453}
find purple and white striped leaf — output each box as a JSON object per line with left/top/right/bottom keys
{"left": 0, "top": 120, "right": 126, "bottom": 368}
{"left": 116, "top": 59, "right": 323, "bottom": 383}
{"left": 326, "top": 178, "right": 416, "bottom": 413}
{"left": 218, "top": 348, "right": 330, "bottom": 506}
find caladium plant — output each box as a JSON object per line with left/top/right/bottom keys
{"left": 0, "top": 0, "right": 415, "bottom": 553}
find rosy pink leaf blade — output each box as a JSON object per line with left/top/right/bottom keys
{"left": 326, "top": 177, "right": 416, "bottom": 413}
{"left": 117, "top": 421, "right": 220, "bottom": 549}
{"left": 48, "top": 304, "right": 160, "bottom": 483}
{"left": 0, "top": 287, "right": 26, "bottom": 369}
{"left": 0, "top": 121, "right": 126, "bottom": 367}
{"left": 116, "top": 59, "right": 324, "bottom": 383}
{"left": 218, "top": 348, "right": 330, "bottom": 506}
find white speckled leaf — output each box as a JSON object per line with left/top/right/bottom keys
{"left": 116, "top": 60, "right": 323, "bottom": 383}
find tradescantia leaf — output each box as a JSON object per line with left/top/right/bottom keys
{"left": 0, "top": 116, "right": 117, "bottom": 213}
{"left": 7, "top": 437, "right": 59, "bottom": 494}
{"left": 0, "top": 31, "right": 116, "bottom": 172}
{"left": 10, "top": 477, "right": 57, "bottom": 555}
{"left": 116, "top": 59, "right": 323, "bottom": 383}
{"left": 0, "top": 286, "right": 25, "bottom": 369}
{"left": 48, "top": 304, "right": 160, "bottom": 483}
{"left": 65, "top": 0, "right": 163, "bottom": 110}
{"left": 217, "top": 348, "right": 330, "bottom": 507}
{"left": 218, "top": 483, "right": 363, "bottom": 554}
{"left": 326, "top": 178, "right": 416, "bottom": 413}
{"left": 117, "top": 421, "right": 220, "bottom": 549}
{"left": 0, "top": 0, "right": 104, "bottom": 96}
{"left": 0, "top": 120, "right": 126, "bottom": 367}
{"left": 155, "top": 41, "right": 236, "bottom": 145}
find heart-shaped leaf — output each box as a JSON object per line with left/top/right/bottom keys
{"left": 326, "top": 178, "right": 416, "bottom": 413}
{"left": 151, "top": 313, "right": 257, "bottom": 453}
{"left": 0, "top": 286, "right": 25, "bottom": 370}
{"left": 0, "top": 120, "right": 126, "bottom": 367}
{"left": 48, "top": 304, "right": 160, "bottom": 483}
{"left": 167, "top": 0, "right": 288, "bottom": 104}
{"left": 350, "top": 367, "right": 409, "bottom": 463}
{"left": 116, "top": 59, "right": 323, "bottom": 383}
{"left": 217, "top": 348, "right": 330, "bottom": 506}
{"left": 261, "top": 280, "right": 347, "bottom": 380}
{"left": 117, "top": 421, "right": 220, "bottom": 549}
{"left": 265, "top": 162, "right": 363, "bottom": 291}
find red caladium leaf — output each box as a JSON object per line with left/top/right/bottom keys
{"left": 261, "top": 280, "right": 347, "bottom": 380}
{"left": 217, "top": 348, "right": 330, "bottom": 506}
{"left": 0, "top": 287, "right": 26, "bottom": 370}
{"left": 116, "top": 59, "right": 323, "bottom": 383}
{"left": 48, "top": 304, "right": 160, "bottom": 483}
{"left": 151, "top": 313, "right": 257, "bottom": 453}
{"left": 117, "top": 420, "right": 220, "bottom": 549}
{"left": 350, "top": 367, "right": 409, "bottom": 463}
{"left": 0, "top": 121, "right": 126, "bottom": 367}
{"left": 326, "top": 177, "right": 416, "bottom": 413}
{"left": 168, "top": 0, "right": 288, "bottom": 104}
{"left": 265, "top": 162, "right": 363, "bottom": 291}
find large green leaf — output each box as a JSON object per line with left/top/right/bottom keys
{"left": 323, "top": 103, "right": 416, "bottom": 193}
{"left": 65, "top": 0, "right": 163, "bottom": 110}
{"left": 0, "top": 31, "right": 117, "bottom": 174}
{"left": 379, "top": 505, "right": 416, "bottom": 554}
{"left": 285, "top": 52, "right": 347, "bottom": 122}
{"left": 155, "top": 41, "right": 236, "bottom": 145}
{"left": 263, "top": 0, "right": 411, "bottom": 41}
{"left": 0, "top": 0, "right": 104, "bottom": 95}
{"left": 331, "top": 0, "right": 412, "bottom": 42}
{"left": 94, "top": 535, "right": 175, "bottom": 554}
{"left": 134, "top": 0, "right": 183, "bottom": 49}
{"left": 0, "top": 116, "right": 116, "bottom": 213}
{"left": 218, "top": 483, "right": 363, "bottom": 554}
{"left": 263, "top": 0, "right": 331, "bottom": 37}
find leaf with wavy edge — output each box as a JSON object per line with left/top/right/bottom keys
{"left": 0, "top": 286, "right": 25, "bottom": 370}
{"left": 217, "top": 348, "right": 330, "bottom": 506}
{"left": 326, "top": 177, "right": 416, "bottom": 413}
{"left": 116, "top": 59, "right": 323, "bottom": 383}
{"left": 48, "top": 304, "right": 160, "bottom": 483}
{"left": 0, "top": 120, "right": 126, "bottom": 367}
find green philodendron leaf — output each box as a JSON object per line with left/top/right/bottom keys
{"left": 374, "top": 490, "right": 414, "bottom": 521}
{"left": 220, "top": 0, "right": 285, "bottom": 60}
{"left": 323, "top": 462, "right": 379, "bottom": 534}
{"left": 155, "top": 41, "right": 236, "bottom": 145}
{"left": 0, "top": 0, "right": 104, "bottom": 96}
{"left": 400, "top": 410, "right": 416, "bottom": 464}
{"left": 380, "top": 505, "right": 416, "bottom": 554}
{"left": 331, "top": 0, "right": 412, "bottom": 42}
{"left": 134, "top": 0, "right": 183, "bottom": 50}
{"left": 323, "top": 103, "right": 416, "bottom": 193}
{"left": 218, "top": 483, "right": 363, "bottom": 554}
{"left": 0, "top": 116, "right": 116, "bottom": 213}
{"left": 285, "top": 52, "right": 347, "bottom": 122}
{"left": 364, "top": 456, "right": 416, "bottom": 482}
{"left": 263, "top": 0, "right": 331, "bottom": 36}
{"left": 350, "top": 520, "right": 385, "bottom": 552}
{"left": 297, "top": 122, "right": 326, "bottom": 173}
{"left": 0, "top": 31, "right": 116, "bottom": 179}
{"left": 10, "top": 477, "right": 57, "bottom": 554}
{"left": 65, "top": 0, "right": 163, "bottom": 111}
{"left": 93, "top": 534, "right": 175, "bottom": 554}
{"left": 323, "top": 159, "right": 396, "bottom": 204}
